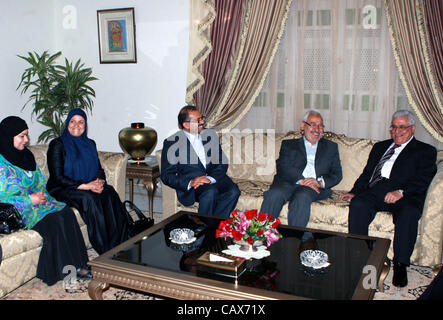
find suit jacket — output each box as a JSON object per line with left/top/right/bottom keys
{"left": 160, "top": 129, "right": 229, "bottom": 206}
{"left": 350, "top": 137, "right": 437, "bottom": 205}
{"left": 272, "top": 137, "right": 342, "bottom": 189}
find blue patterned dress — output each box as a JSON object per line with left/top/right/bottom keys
{"left": 0, "top": 153, "right": 88, "bottom": 285}
{"left": 0, "top": 154, "right": 66, "bottom": 229}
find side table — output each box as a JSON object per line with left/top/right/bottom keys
{"left": 126, "top": 156, "right": 160, "bottom": 219}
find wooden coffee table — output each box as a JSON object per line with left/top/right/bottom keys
{"left": 88, "top": 211, "right": 390, "bottom": 300}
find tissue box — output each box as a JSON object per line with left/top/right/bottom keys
{"left": 196, "top": 251, "right": 246, "bottom": 279}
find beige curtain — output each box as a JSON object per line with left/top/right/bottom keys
{"left": 237, "top": 1, "right": 397, "bottom": 139}
{"left": 209, "top": 0, "right": 293, "bottom": 130}
{"left": 186, "top": 0, "right": 216, "bottom": 104}
{"left": 186, "top": 0, "right": 293, "bottom": 130}
{"left": 385, "top": 0, "right": 443, "bottom": 141}
{"left": 236, "top": 0, "right": 442, "bottom": 149}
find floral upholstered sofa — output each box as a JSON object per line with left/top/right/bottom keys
{"left": 0, "top": 145, "right": 127, "bottom": 299}
{"left": 156, "top": 131, "right": 443, "bottom": 267}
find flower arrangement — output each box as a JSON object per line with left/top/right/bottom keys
{"left": 216, "top": 209, "right": 282, "bottom": 247}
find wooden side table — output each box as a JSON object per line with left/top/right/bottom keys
{"left": 126, "top": 156, "right": 160, "bottom": 219}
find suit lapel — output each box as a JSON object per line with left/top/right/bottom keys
{"left": 296, "top": 137, "right": 307, "bottom": 159}
{"left": 390, "top": 137, "right": 416, "bottom": 176}
{"left": 314, "top": 138, "right": 324, "bottom": 174}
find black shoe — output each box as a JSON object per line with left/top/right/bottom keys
{"left": 392, "top": 262, "right": 408, "bottom": 288}
{"left": 297, "top": 237, "right": 318, "bottom": 256}
{"left": 76, "top": 268, "right": 93, "bottom": 281}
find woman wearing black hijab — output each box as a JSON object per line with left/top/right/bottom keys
{"left": 46, "top": 109, "right": 129, "bottom": 255}
{"left": 0, "top": 116, "right": 91, "bottom": 285}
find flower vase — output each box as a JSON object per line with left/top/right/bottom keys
{"left": 235, "top": 239, "right": 263, "bottom": 253}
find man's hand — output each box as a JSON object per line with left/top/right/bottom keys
{"left": 190, "top": 176, "right": 211, "bottom": 189}
{"left": 339, "top": 193, "right": 355, "bottom": 202}
{"left": 30, "top": 192, "right": 47, "bottom": 205}
{"left": 384, "top": 190, "right": 403, "bottom": 204}
{"left": 298, "top": 178, "right": 321, "bottom": 194}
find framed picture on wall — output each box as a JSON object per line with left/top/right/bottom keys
{"left": 97, "top": 7, "right": 137, "bottom": 63}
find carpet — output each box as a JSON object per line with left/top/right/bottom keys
{"left": 1, "top": 248, "right": 436, "bottom": 300}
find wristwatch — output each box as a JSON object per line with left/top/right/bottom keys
{"left": 397, "top": 189, "right": 404, "bottom": 194}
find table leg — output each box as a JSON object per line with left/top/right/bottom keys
{"left": 143, "top": 177, "right": 157, "bottom": 220}
{"left": 88, "top": 279, "right": 110, "bottom": 300}
{"left": 129, "top": 178, "right": 134, "bottom": 203}
{"left": 378, "top": 259, "right": 390, "bottom": 293}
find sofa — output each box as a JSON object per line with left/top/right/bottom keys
{"left": 0, "top": 145, "right": 127, "bottom": 299}
{"left": 156, "top": 131, "right": 443, "bottom": 267}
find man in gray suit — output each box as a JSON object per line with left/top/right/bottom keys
{"left": 260, "top": 110, "right": 342, "bottom": 253}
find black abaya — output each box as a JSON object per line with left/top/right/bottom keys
{"left": 47, "top": 137, "right": 129, "bottom": 255}
{"left": 52, "top": 185, "right": 129, "bottom": 255}
{"left": 32, "top": 206, "right": 89, "bottom": 286}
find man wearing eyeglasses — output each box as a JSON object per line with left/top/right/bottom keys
{"left": 340, "top": 110, "right": 437, "bottom": 288}
{"left": 160, "top": 105, "right": 240, "bottom": 221}
{"left": 260, "top": 110, "right": 342, "bottom": 254}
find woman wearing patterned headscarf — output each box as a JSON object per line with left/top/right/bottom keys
{"left": 46, "top": 109, "right": 129, "bottom": 255}
{"left": 0, "top": 116, "right": 90, "bottom": 285}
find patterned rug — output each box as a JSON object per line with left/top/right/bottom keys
{"left": 1, "top": 253, "right": 436, "bottom": 300}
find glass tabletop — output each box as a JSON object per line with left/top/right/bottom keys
{"left": 112, "top": 213, "right": 375, "bottom": 300}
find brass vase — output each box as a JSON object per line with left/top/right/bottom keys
{"left": 118, "top": 123, "right": 158, "bottom": 161}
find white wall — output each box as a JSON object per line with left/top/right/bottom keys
{"left": 1, "top": 0, "right": 189, "bottom": 152}
{"left": 0, "top": 0, "right": 56, "bottom": 139}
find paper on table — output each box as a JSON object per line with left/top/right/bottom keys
{"left": 209, "top": 253, "right": 234, "bottom": 262}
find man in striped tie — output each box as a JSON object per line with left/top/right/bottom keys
{"left": 340, "top": 110, "right": 437, "bottom": 288}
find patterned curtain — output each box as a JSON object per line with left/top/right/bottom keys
{"left": 186, "top": 0, "right": 293, "bottom": 130}
{"left": 186, "top": 0, "right": 216, "bottom": 103}
{"left": 191, "top": 0, "right": 246, "bottom": 118}
{"left": 385, "top": 0, "right": 443, "bottom": 141}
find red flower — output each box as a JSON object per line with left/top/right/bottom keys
{"left": 232, "top": 230, "right": 243, "bottom": 241}
{"left": 246, "top": 237, "right": 254, "bottom": 245}
{"left": 257, "top": 212, "right": 267, "bottom": 222}
{"left": 244, "top": 209, "right": 257, "bottom": 220}
{"left": 231, "top": 210, "right": 238, "bottom": 218}
{"left": 272, "top": 218, "right": 281, "bottom": 229}
{"left": 256, "top": 229, "right": 264, "bottom": 236}
{"left": 215, "top": 229, "right": 223, "bottom": 238}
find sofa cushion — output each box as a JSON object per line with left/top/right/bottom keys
{"left": 0, "top": 230, "right": 43, "bottom": 261}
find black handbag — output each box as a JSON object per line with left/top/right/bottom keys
{"left": 123, "top": 200, "right": 154, "bottom": 237}
{"left": 0, "top": 202, "right": 27, "bottom": 234}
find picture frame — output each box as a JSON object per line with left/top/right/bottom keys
{"left": 97, "top": 8, "right": 137, "bottom": 63}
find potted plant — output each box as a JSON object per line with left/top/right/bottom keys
{"left": 17, "top": 51, "right": 98, "bottom": 143}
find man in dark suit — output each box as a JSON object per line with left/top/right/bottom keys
{"left": 340, "top": 110, "right": 437, "bottom": 288}
{"left": 260, "top": 110, "right": 342, "bottom": 253}
{"left": 160, "top": 105, "right": 240, "bottom": 219}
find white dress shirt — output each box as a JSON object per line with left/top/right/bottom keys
{"left": 183, "top": 130, "right": 216, "bottom": 190}
{"left": 380, "top": 135, "right": 413, "bottom": 179}
{"left": 298, "top": 137, "right": 325, "bottom": 187}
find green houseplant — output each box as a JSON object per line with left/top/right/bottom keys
{"left": 17, "top": 51, "right": 98, "bottom": 143}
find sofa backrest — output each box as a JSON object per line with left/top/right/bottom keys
{"left": 221, "top": 131, "right": 378, "bottom": 191}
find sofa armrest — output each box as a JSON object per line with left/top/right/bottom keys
{"left": 156, "top": 149, "right": 178, "bottom": 219}
{"left": 417, "top": 160, "right": 443, "bottom": 266}
{"left": 98, "top": 151, "right": 127, "bottom": 202}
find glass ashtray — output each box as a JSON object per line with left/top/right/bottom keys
{"left": 300, "top": 250, "right": 330, "bottom": 269}
{"left": 169, "top": 228, "right": 196, "bottom": 244}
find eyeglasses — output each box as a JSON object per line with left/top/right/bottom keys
{"left": 184, "top": 116, "right": 206, "bottom": 123}
{"left": 303, "top": 121, "right": 325, "bottom": 129}
{"left": 390, "top": 125, "right": 412, "bottom": 131}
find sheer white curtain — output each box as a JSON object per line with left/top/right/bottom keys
{"left": 235, "top": 0, "right": 442, "bottom": 149}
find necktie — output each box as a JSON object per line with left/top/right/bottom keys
{"left": 368, "top": 144, "right": 400, "bottom": 188}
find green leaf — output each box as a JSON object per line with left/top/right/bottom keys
{"left": 16, "top": 51, "right": 97, "bottom": 141}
